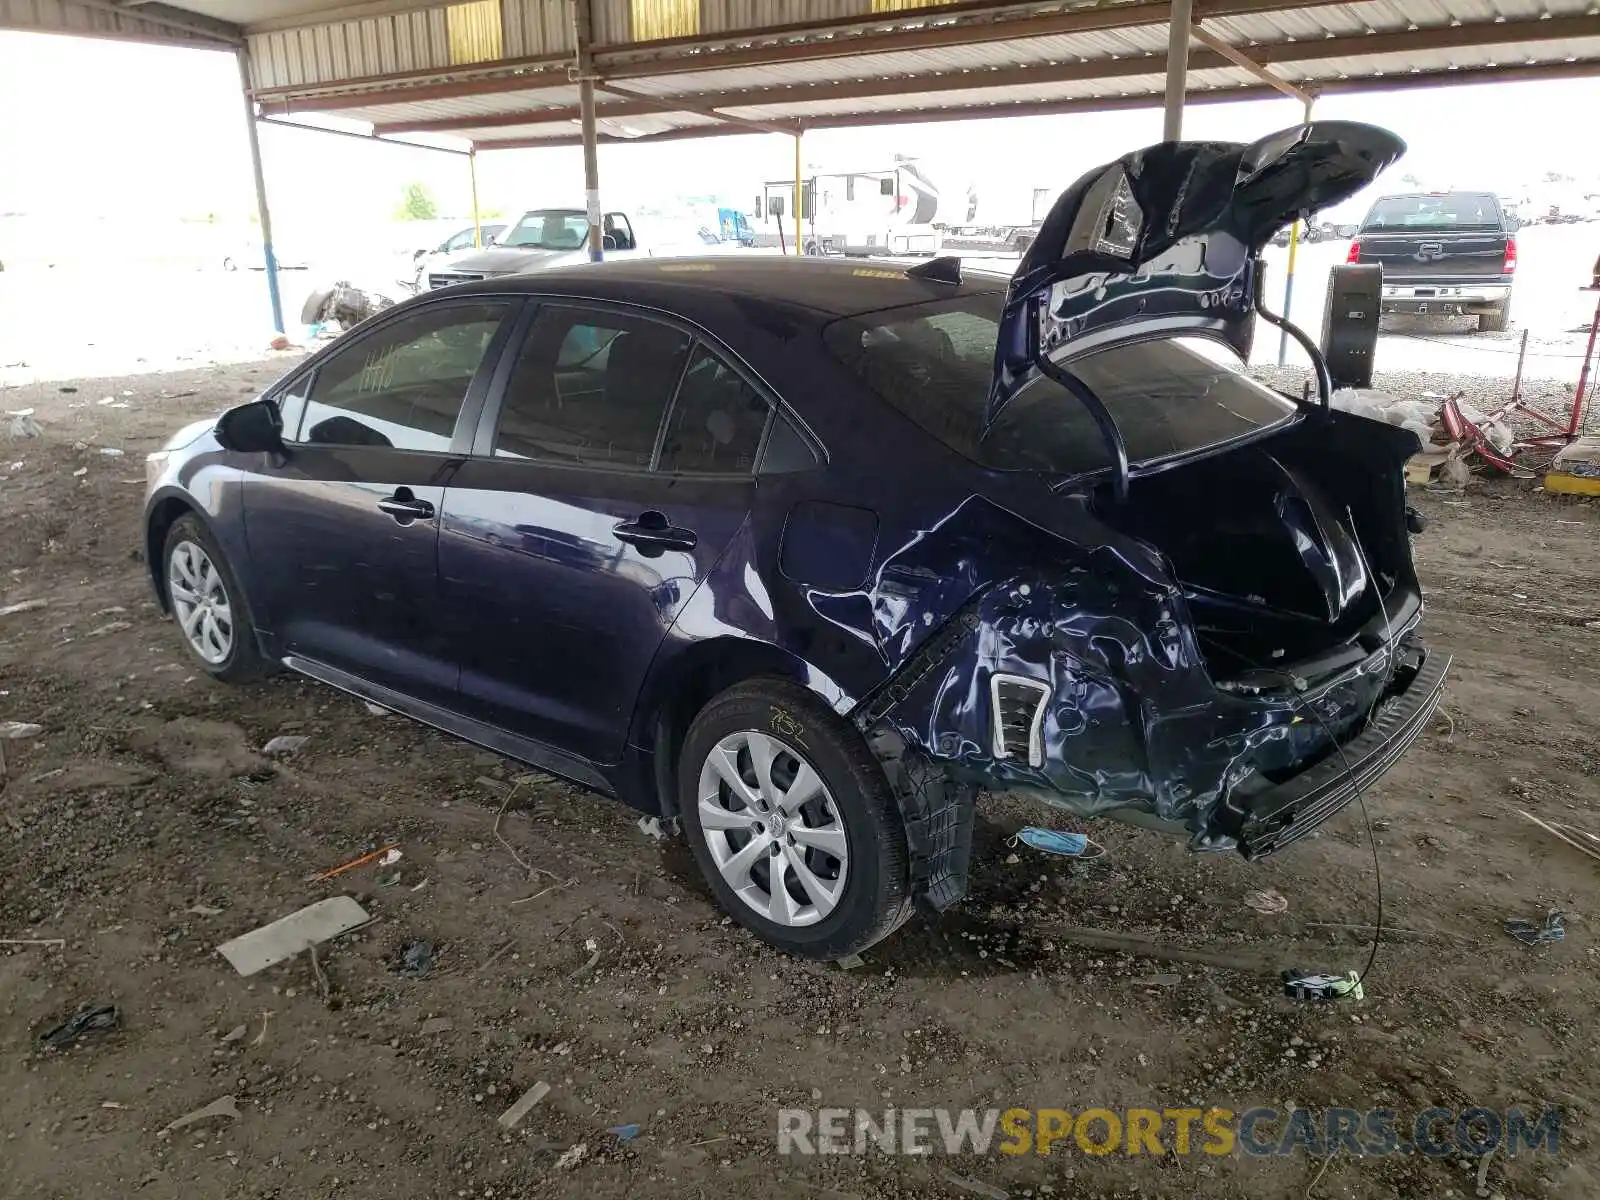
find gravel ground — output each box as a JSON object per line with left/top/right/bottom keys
{"left": 2, "top": 358, "right": 1599, "bottom": 1199}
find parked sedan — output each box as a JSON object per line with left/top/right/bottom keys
{"left": 143, "top": 120, "right": 1446, "bottom": 959}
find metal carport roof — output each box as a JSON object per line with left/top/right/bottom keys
{"left": 6, "top": 0, "right": 1600, "bottom": 149}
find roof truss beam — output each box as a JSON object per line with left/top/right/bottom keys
{"left": 363, "top": 13, "right": 1600, "bottom": 137}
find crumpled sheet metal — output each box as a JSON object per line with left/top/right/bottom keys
{"left": 863, "top": 536, "right": 1397, "bottom": 836}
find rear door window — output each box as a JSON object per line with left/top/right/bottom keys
{"left": 492, "top": 308, "right": 691, "bottom": 469}
{"left": 1363, "top": 193, "right": 1501, "bottom": 230}
{"left": 656, "top": 345, "right": 770, "bottom": 475}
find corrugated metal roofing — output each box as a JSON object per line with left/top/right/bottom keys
{"left": 7, "top": 0, "right": 1600, "bottom": 149}
{"left": 0, "top": 0, "right": 236, "bottom": 47}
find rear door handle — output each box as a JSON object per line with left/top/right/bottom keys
{"left": 377, "top": 489, "right": 435, "bottom": 523}
{"left": 612, "top": 510, "right": 697, "bottom": 555}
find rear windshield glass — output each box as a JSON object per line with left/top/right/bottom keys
{"left": 823, "top": 295, "right": 1295, "bottom": 477}
{"left": 1362, "top": 193, "right": 1501, "bottom": 230}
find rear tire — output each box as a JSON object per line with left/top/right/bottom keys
{"left": 1478, "top": 296, "right": 1511, "bottom": 333}
{"left": 162, "top": 514, "right": 272, "bottom": 683}
{"left": 678, "top": 679, "right": 911, "bottom": 960}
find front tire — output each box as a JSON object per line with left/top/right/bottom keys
{"left": 162, "top": 515, "right": 271, "bottom": 683}
{"left": 678, "top": 679, "right": 911, "bottom": 959}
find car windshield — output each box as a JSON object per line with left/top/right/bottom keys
{"left": 1363, "top": 193, "right": 1501, "bottom": 230}
{"left": 823, "top": 294, "right": 1296, "bottom": 477}
{"left": 499, "top": 211, "right": 590, "bottom": 250}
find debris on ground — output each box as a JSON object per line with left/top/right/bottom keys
{"left": 554, "top": 1142, "right": 588, "bottom": 1170}
{"left": 399, "top": 939, "right": 436, "bottom": 978}
{"left": 1504, "top": 911, "right": 1566, "bottom": 946}
{"left": 608, "top": 1122, "right": 641, "bottom": 1142}
{"left": 39, "top": 1005, "right": 120, "bottom": 1048}
{"left": 0, "top": 599, "right": 47, "bottom": 617}
{"left": 836, "top": 953, "right": 866, "bottom": 970}
{"left": 363, "top": 701, "right": 389, "bottom": 716}
{"left": 1009, "top": 826, "right": 1103, "bottom": 858}
{"left": 0, "top": 721, "right": 43, "bottom": 739}
{"left": 86, "top": 620, "right": 130, "bottom": 637}
{"left": 941, "top": 1170, "right": 1010, "bottom": 1200}
{"left": 636, "top": 815, "right": 670, "bottom": 841}
{"left": 311, "top": 842, "right": 401, "bottom": 882}
{"left": 419, "top": 1016, "right": 454, "bottom": 1035}
{"left": 157, "top": 1094, "right": 240, "bottom": 1137}
{"left": 1243, "top": 889, "right": 1290, "bottom": 915}
{"left": 261, "top": 734, "right": 309, "bottom": 757}
{"left": 496, "top": 1080, "right": 551, "bottom": 1129}
{"left": 216, "top": 896, "right": 370, "bottom": 977}
{"left": 0, "top": 937, "right": 66, "bottom": 948}
{"left": 6, "top": 412, "right": 41, "bottom": 439}
{"left": 1511, "top": 807, "right": 1600, "bottom": 864}
{"left": 220, "top": 1024, "right": 248, "bottom": 1044}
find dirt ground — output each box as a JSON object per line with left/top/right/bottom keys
{"left": 2, "top": 359, "right": 1599, "bottom": 1200}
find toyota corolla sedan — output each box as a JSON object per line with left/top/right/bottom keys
{"left": 144, "top": 121, "right": 1447, "bottom": 959}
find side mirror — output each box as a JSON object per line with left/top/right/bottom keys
{"left": 414, "top": 248, "right": 429, "bottom": 260}
{"left": 216, "top": 399, "right": 285, "bottom": 455}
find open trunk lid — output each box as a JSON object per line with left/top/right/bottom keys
{"left": 986, "top": 120, "right": 1405, "bottom": 429}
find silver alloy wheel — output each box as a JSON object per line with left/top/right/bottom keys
{"left": 696, "top": 729, "right": 850, "bottom": 928}
{"left": 168, "top": 540, "right": 234, "bottom": 665}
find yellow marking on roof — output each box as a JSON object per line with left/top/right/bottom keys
{"left": 851, "top": 268, "right": 903, "bottom": 280}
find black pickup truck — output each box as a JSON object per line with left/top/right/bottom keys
{"left": 1348, "top": 191, "right": 1516, "bottom": 332}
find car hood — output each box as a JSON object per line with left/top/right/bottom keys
{"left": 986, "top": 120, "right": 1405, "bottom": 429}
{"left": 439, "top": 245, "right": 584, "bottom": 274}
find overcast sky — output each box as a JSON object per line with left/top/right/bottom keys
{"left": 2, "top": 30, "right": 1595, "bottom": 230}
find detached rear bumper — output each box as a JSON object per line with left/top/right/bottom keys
{"left": 1213, "top": 643, "right": 1451, "bottom": 858}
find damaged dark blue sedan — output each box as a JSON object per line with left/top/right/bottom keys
{"left": 144, "top": 121, "right": 1448, "bottom": 958}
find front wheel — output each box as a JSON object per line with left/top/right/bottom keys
{"left": 163, "top": 514, "right": 272, "bottom": 683}
{"left": 678, "top": 680, "right": 911, "bottom": 959}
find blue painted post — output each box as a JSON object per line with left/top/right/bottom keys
{"left": 237, "top": 49, "right": 285, "bottom": 334}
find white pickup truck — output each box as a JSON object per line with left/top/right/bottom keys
{"left": 425, "top": 207, "right": 643, "bottom": 289}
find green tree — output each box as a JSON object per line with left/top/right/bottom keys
{"left": 396, "top": 182, "right": 439, "bottom": 221}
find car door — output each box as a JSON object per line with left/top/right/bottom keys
{"left": 244, "top": 298, "right": 517, "bottom": 704}
{"left": 438, "top": 302, "right": 771, "bottom": 766}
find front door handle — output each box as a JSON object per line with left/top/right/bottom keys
{"left": 377, "top": 489, "right": 435, "bottom": 524}
{"left": 612, "top": 510, "right": 697, "bottom": 555}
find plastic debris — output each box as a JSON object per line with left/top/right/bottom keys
{"left": 262, "top": 734, "right": 309, "bottom": 757}
{"left": 1504, "top": 911, "right": 1566, "bottom": 947}
{"left": 399, "top": 939, "right": 435, "bottom": 978}
{"left": 363, "top": 702, "right": 389, "bottom": 716}
{"left": 221, "top": 1023, "right": 248, "bottom": 1044}
{"left": 1243, "top": 889, "right": 1290, "bottom": 915}
{"left": 39, "top": 1004, "right": 120, "bottom": 1048}
{"left": 7, "top": 414, "right": 42, "bottom": 439}
{"left": 98, "top": 447, "right": 125, "bottom": 458}
{"left": 1009, "top": 827, "right": 1103, "bottom": 858}
{"left": 497, "top": 1080, "right": 550, "bottom": 1129}
{"left": 216, "top": 896, "right": 370, "bottom": 977}
{"left": 312, "top": 842, "right": 401, "bottom": 882}
{"left": 835, "top": 953, "right": 866, "bottom": 970}
{"left": 636, "top": 815, "right": 669, "bottom": 841}
{"left": 72, "top": 467, "right": 87, "bottom": 478}
{"left": 0, "top": 721, "right": 43, "bottom": 739}
{"left": 555, "top": 1142, "right": 588, "bottom": 1170}
{"left": 158, "top": 1094, "right": 240, "bottom": 1137}
{"left": 608, "top": 1122, "right": 641, "bottom": 1142}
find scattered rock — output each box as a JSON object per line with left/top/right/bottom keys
{"left": 261, "top": 735, "right": 308, "bottom": 757}
{"left": 87, "top": 620, "right": 131, "bottom": 637}
{"left": 0, "top": 599, "right": 47, "bottom": 616}
{"left": 419, "top": 1017, "right": 454, "bottom": 1036}
{"left": 0, "top": 721, "right": 43, "bottom": 739}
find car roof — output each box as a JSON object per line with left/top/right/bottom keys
{"left": 453, "top": 255, "right": 1008, "bottom": 319}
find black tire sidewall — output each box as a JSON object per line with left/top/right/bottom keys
{"left": 678, "top": 681, "right": 909, "bottom": 959}
{"left": 162, "top": 515, "right": 264, "bottom": 681}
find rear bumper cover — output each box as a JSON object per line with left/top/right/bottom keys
{"left": 1210, "top": 642, "right": 1450, "bottom": 857}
